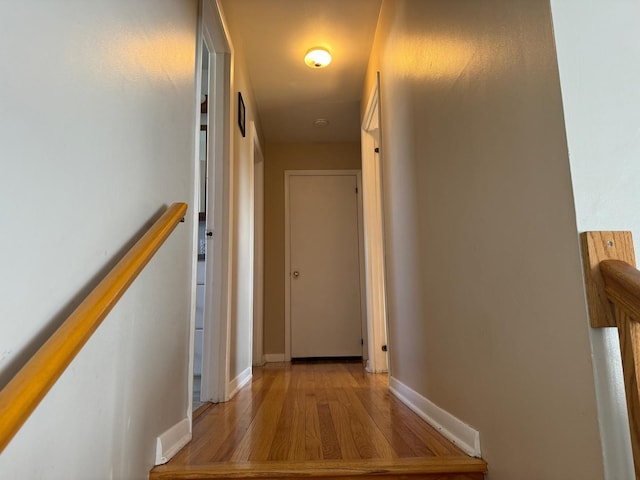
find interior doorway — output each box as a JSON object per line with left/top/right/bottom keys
{"left": 284, "top": 170, "right": 366, "bottom": 360}
{"left": 190, "top": 0, "right": 234, "bottom": 410}
{"left": 192, "top": 39, "right": 211, "bottom": 410}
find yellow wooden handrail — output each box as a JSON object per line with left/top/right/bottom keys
{"left": 0, "top": 202, "right": 188, "bottom": 453}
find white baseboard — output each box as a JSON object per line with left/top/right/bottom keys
{"left": 389, "top": 376, "right": 481, "bottom": 458}
{"left": 155, "top": 417, "right": 191, "bottom": 465}
{"left": 226, "top": 366, "right": 252, "bottom": 400}
{"left": 264, "top": 353, "right": 286, "bottom": 363}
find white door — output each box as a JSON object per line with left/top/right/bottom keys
{"left": 288, "top": 173, "right": 363, "bottom": 358}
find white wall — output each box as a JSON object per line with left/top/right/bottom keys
{"left": 363, "top": 0, "right": 604, "bottom": 478}
{"left": 550, "top": 1, "right": 640, "bottom": 477}
{"left": 0, "top": 2, "right": 198, "bottom": 478}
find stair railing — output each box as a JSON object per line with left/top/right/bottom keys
{"left": 581, "top": 231, "right": 640, "bottom": 477}
{"left": 0, "top": 202, "right": 188, "bottom": 453}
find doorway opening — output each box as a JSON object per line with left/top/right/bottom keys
{"left": 192, "top": 39, "right": 210, "bottom": 410}
{"left": 190, "top": 0, "right": 234, "bottom": 413}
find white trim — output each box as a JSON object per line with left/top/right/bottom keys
{"left": 284, "top": 173, "right": 292, "bottom": 361}
{"left": 218, "top": 0, "right": 235, "bottom": 404}
{"left": 362, "top": 74, "right": 381, "bottom": 132}
{"left": 251, "top": 122, "right": 265, "bottom": 367}
{"left": 355, "top": 174, "right": 367, "bottom": 365}
{"left": 264, "top": 353, "right": 286, "bottom": 363}
{"left": 154, "top": 417, "right": 191, "bottom": 465}
{"left": 226, "top": 366, "right": 253, "bottom": 399}
{"left": 389, "top": 376, "right": 481, "bottom": 458}
{"left": 361, "top": 74, "right": 389, "bottom": 375}
{"left": 199, "top": 0, "right": 234, "bottom": 404}
{"left": 187, "top": 0, "right": 206, "bottom": 421}
{"left": 284, "top": 170, "right": 366, "bottom": 360}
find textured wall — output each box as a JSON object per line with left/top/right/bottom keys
{"left": 0, "top": 2, "right": 198, "bottom": 478}
{"left": 363, "top": 1, "right": 603, "bottom": 478}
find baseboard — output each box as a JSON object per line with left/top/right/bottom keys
{"left": 389, "top": 376, "right": 481, "bottom": 458}
{"left": 155, "top": 417, "right": 191, "bottom": 465}
{"left": 226, "top": 366, "right": 252, "bottom": 400}
{"left": 264, "top": 353, "right": 286, "bottom": 363}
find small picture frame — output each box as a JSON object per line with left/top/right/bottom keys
{"left": 238, "top": 92, "right": 246, "bottom": 137}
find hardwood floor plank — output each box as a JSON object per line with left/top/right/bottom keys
{"left": 316, "top": 388, "right": 342, "bottom": 460}
{"left": 230, "top": 370, "right": 289, "bottom": 461}
{"left": 342, "top": 386, "right": 397, "bottom": 460}
{"left": 334, "top": 387, "right": 388, "bottom": 460}
{"left": 328, "top": 392, "right": 362, "bottom": 460}
{"left": 173, "top": 384, "right": 257, "bottom": 463}
{"left": 305, "top": 393, "right": 323, "bottom": 460}
{"left": 287, "top": 380, "right": 307, "bottom": 461}
{"left": 374, "top": 386, "right": 464, "bottom": 457}
{"left": 354, "top": 386, "right": 434, "bottom": 458}
{"left": 266, "top": 370, "right": 298, "bottom": 461}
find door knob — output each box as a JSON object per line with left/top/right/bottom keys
{"left": 292, "top": 271, "right": 300, "bottom": 278}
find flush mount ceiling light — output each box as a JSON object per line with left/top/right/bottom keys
{"left": 304, "top": 48, "right": 332, "bottom": 68}
{"left": 313, "top": 118, "right": 329, "bottom": 127}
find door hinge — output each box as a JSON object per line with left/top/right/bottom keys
{"left": 361, "top": 338, "right": 364, "bottom": 345}
{"left": 355, "top": 187, "right": 358, "bottom": 194}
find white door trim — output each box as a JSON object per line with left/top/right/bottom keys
{"left": 284, "top": 170, "right": 366, "bottom": 361}
{"left": 198, "top": 0, "right": 234, "bottom": 404}
{"left": 361, "top": 74, "right": 390, "bottom": 374}
{"left": 251, "top": 122, "right": 265, "bottom": 366}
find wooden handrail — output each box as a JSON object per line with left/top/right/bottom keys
{"left": 0, "top": 202, "right": 188, "bottom": 453}
{"left": 581, "top": 232, "right": 640, "bottom": 477}
{"left": 601, "top": 260, "right": 640, "bottom": 320}
{"left": 600, "top": 258, "right": 640, "bottom": 479}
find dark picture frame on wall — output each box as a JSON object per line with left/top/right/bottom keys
{"left": 238, "top": 92, "right": 246, "bottom": 137}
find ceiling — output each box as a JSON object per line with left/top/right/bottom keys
{"left": 219, "top": 0, "right": 382, "bottom": 143}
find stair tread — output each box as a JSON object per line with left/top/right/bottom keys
{"left": 151, "top": 456, "right": 487, "bottom": 478}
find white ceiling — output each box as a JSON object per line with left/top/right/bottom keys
{"left": 219, "top": 0, "right": 382, "bottom": 143}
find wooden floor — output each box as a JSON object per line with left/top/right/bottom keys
{"left": 151, "top": 362, "right": 487, "bottom": 479}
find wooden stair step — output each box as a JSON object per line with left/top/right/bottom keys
{"left": 150, "top": 456, "right": 487, "bottom": 479}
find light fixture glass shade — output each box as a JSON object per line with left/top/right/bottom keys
{"left": 304, "top": 48, "right": 332, "bottom": 68}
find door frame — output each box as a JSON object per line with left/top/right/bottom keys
{"left": 193, "top": 0, "right": 234, "bottom": 405}
{"left": 283, "top": 170, "right": 366, "bottom": 361}
{"left": 251, "top": 122, "right": 265, "bottom": 366}
{"left": 361, "top": 74, "right": 390, "bottom": 374}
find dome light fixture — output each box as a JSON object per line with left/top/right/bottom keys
{"left": 304, "top": 48, "right": 332, "bottom": 69}
{"left": 313, "top": 118, "right": 329, "bottom": 127}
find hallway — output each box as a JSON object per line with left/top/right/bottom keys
{"left": 151, "top": 362, "right": 487, "bottom": 479}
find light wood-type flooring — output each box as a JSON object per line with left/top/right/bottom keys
{"left": 151, "top": 362, "right": 487, "bottom": 479}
